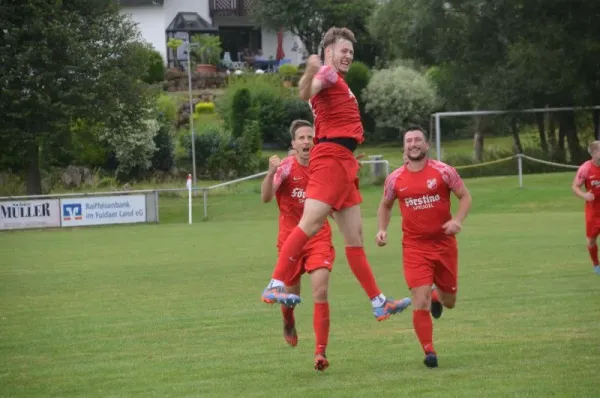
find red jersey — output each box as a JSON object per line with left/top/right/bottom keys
{"left": 273, "top": 156, "right": 332, "bottom": 249}
{"left": 384, "top": 159, "right": 464, "bottom": 243}
{"left": 574, "top": 160, "right": 600, "bottom": 217}
{"left": 308, "top": 65, "right": 364, "bottom": 144}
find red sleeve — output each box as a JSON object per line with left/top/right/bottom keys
{"left": 273, "top": 157, "right": 293, "bottom": 192}
{"left": 431, "top": 160, "right": 464, "bottom": 192}
{"left": 574, "top": 162, "right": 590, "bottom": 186}
{"left": 383, "top": 168, "right": 402, "bottom": 202}
{"left": 314, "top": 65, "right": 338, "bottom": 89}
{"left": 443, "top": 166, "right": 464, "bottom": 192}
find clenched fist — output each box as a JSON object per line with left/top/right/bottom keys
{"left": 268, "top": 155, "right": 281, "bottom": 174}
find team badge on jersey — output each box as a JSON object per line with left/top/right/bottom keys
{"left": 427, "top": 178, "right": 438, "bottom": 190}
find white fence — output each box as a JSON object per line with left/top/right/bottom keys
{"left": 0, "top": 156, "right": 582, "bottom": 229}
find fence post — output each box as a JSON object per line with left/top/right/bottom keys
{"left": 517, "top": 154, "right": 523, "bottom": 188}
{"left": 368, "top": 155, "right": 384, "bottom": 179}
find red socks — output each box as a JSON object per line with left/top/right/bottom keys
{"left": 271, "top": 227, "right": 310, "bottom": 282}
{"left": 314, "top": 302, "right": 330, "bottom": 354}
{"left": 344, "top": 246, "right": 382, "bottom": 299}
{"left": 588, "top": 245, "right": 599, "bottom": 266}
{"left": 281, "top": 305, "right": 295, "bottom": 328}
{"left": 413, "top": 309, "right": 435, "bottom": 354}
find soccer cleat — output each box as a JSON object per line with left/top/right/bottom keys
{"left": 424, "top": 352, "right": 438, "bottom": 368}
{"left": 283, "top": 323, "right": 298, "bottom": 347}
{"left": 431, "top": 300, "right": 443, "bottom": 319}
{"left": 373, "top": 297, "right": 412, "bottom": 321}
{"left": 261, "top": 286, "right": 301, "bottom": 307}
{"left": 594, "top": 265, "right": 600, "bottom": 275}
{"left": 314, "top": 352, "right": 329, "bottom": 371}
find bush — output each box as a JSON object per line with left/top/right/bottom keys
{"left": 180, "top": 123, "right": 227, "bottom": 170}
{"left": 231, "top": 88, "right": 256, "bottom": 138}
{"left": 216, "top": 74, "right": 289, "bottom": 124}
{"left": 195, "top": 102, "right": 215, "bottom": 114}
{"left": 152, "top": 94, "right": 177, "bottom": 172}
{"left": 345, "top": 61, "right": 371, "bottom": 101}
{"left": 345, "top": 61, "right": 374, "bottom": 136}
{"left": 278, "top": 64, "right": 298, "bottom": 84}
{"left": 131, "top": 42, "right": 166, "bottom": 84}
{"left": 363, "top": 64, "right": 438, "bottom": 131}
{"left": 152, "top": 116, "right": 175, "bottom": 172}
{"left": 217, "top": 74, "right": 310, "bottom": 148}
{"left": 271, "top": 98, "right": 314, "bottom": 148}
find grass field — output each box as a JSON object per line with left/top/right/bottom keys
{"left": 1, "top": 171, "right": 599, "bottom": 397}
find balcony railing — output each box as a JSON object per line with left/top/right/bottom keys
{"left": 209, "top": 0, "right": 257, "bottom": 17}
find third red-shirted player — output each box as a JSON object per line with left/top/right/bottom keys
{"left": 572, "top": 141, "right": 600, "bottom": 275}
{"left": 261, "top": 120, "right": 335, "bottom": 371}
{"left": 260, "top": 27, "right": 411, "bottom": 322}
{"left": 376, "top": 127, "right": 472, "bottom": 368}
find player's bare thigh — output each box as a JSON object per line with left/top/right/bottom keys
{"left": 298, "top": 198, "right": 332, "bottom": 237}
{"left": 332, "top": 204, "right": 363, "bottom": 247}
{"left": 304, "top": 245, "right": 334, "bottom": 302}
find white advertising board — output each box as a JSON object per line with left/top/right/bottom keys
{"left": 60, "top": 195, "right": 146, "bottom": 227}
{"left": 0, "top": 199, "right": 61, "bottom": 230}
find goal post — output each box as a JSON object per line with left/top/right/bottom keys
{"left": 432, "top": 105, "right": 600, "bottom": 161}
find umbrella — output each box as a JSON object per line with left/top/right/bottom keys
{"left": 276, "top": 28, "right": 285, "bottom": 61}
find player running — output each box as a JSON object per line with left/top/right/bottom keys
{"left": 572, "top": 140, "right": 600, "bottom": 275}
{"left": 260, "top": 120, "right": 335, "bottom": 371}
{"left": 260, "top": 26, "right": 411, "bottom": 321}
{"left": 376, "top": 127, "right": 472, "bottom": 368}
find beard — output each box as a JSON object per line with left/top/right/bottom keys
{"left": 407, "top": 150, "right": 427, "bottom": 161}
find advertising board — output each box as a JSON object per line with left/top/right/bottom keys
{"left": 0, "top": 199, "right": 61, "bottom": 230}
{"left": 60, "top": 195, "right": 146, "bottom": 227}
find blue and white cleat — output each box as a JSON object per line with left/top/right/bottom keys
{"left": 261, "top": 286, "right": 301, "bottom": 307}
{"left": 373, "top": 297, "right": 412, "bottom": 321}
{"left": 594, "top": 265, "right": 600, "bottom": 275}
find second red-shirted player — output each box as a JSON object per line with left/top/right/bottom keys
{"left": 376, "top": 127, "right": 473, "bottom": 368}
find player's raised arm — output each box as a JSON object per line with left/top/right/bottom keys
{"left": 299, "top": 56, "right": 337, "bottom": 101}
{"left": 261, "top": 155, "right": 284, "bottom": 203}
{"left": 376, "top": 173, "right": 399, "bottom": 246}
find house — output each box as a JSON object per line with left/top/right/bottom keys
{"left": 118, "top": 0, "right": 306, "bottom": 68}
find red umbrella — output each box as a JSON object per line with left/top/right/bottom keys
{"left": 276, "top": 28, "right": 285, "bottom": 61}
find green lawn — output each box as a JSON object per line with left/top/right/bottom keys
{"left": 1, "top": 172, "right": 599, "bottom": 397}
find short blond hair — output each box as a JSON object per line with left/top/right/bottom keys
{"left": 589, "top": 141, "right": 600, "bottom": 154}
{"left": 322, "top": 27, "right": 356, "bottom": 48}
{"left": 289, "top": 119, "right": 313, "bottom": 140}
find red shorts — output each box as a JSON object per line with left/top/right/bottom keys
{"left": 306, "top": 143, "right": 362, "bottom": 211}
{"left": 283, "top": 243, "right": 335, "bottom": 286}
{"left": 402, "top": 240, "right": 458, "bottom": 294}
{"left": 586, "top": 215, "right": 600, "bottom": 238}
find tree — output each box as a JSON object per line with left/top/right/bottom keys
{"left": 0, "top": 0, "right": 154, "bottom": 194}
{"left": 368, "top": 0, "right": 600, "bottom": 161}
{"left": 251, "top": 0, "right": 379, "bottom": 63}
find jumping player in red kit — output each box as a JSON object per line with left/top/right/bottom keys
{"left": 260, "top": 27, "right": 411, "bottom": 323}
{"left": 572, "top": 140, "right": 600, "bottom": 275}
{"left": 261, "top": 120, "right": 336, "bottom": 371}
{"left": 376, "top": 127, "right": 472, "bottom": 368}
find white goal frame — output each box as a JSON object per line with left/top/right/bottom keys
{"left": 432, "top": 105, "right": 600, "bottom": 161}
